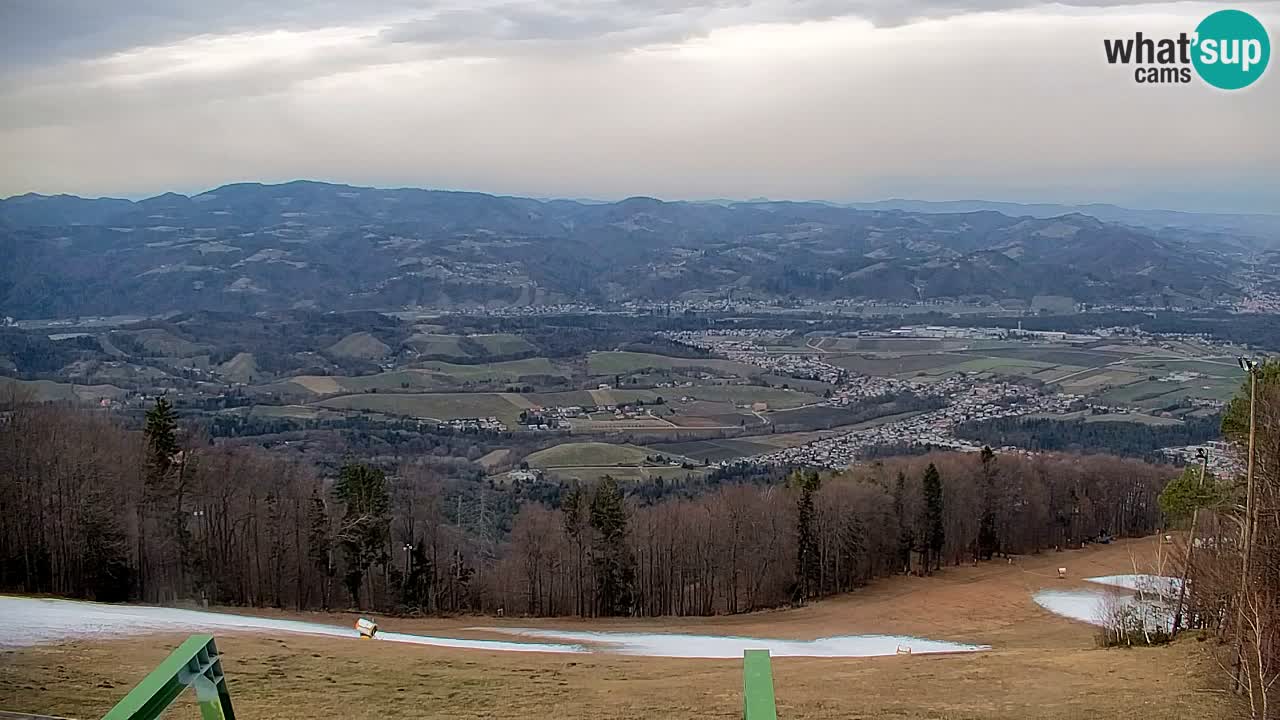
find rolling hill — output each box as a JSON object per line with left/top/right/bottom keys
{"left": 0, "top": 181, "right": 1252, "bottom": 318}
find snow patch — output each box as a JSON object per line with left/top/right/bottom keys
{"left": 0, "top": 597, "right": 988, "bottom": 659}
{"left": 1033, "top": 574, "right": 1180, "bottom": 628}
{"left": 482, "top": 628, "right": 988, "bottom": 658}
{"left": 0, "top": 597, "right": 581, "bottom": 654}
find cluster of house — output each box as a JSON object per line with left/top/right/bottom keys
{"left": 753, "top": 377, "right": 1087, "bottom": 469}
{"left": 661, "top": 329, "right": 847, "bottom": 384}
{"left": 436, "top": 417, "right": 508, "bottom": 432}
{"left": 829, "top": 374, "right": 920, "bottom": 402}
{"left": 519, "top": 401, "right": 661, "bottom": 431}
{"left": 1238, "top": 292, "right": 1280, "bottom": 314}
{"left": 1160, "top": 441, "right": 1245, "bottom": 478}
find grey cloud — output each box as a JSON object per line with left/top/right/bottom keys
{"left": 2, "top": 0, "right": 1210, "bottom": 67}
{"left": 2, "top": 1, "right": 1276, "bottom": 212}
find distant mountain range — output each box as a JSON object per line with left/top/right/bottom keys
{"left": 843, "top": 199, "right": 1280, "bottom": 242}
{"left": 0, "top": 181, "right": 1266, "bottom": 319}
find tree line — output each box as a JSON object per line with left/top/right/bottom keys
{"left": 956, "top": 413, "right": 1223, "bottom": 459}
{"left": 0, "top": 392, "right": 1174, "bottom": 617}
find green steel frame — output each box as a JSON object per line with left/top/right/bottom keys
{"left": 101, "top": 634, "right": 235, "bottom": 720}
{"left": 742, "top": 649, "right": 778, "bottom": 720}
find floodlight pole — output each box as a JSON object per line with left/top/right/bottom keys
{"left": 1233, "top": 359, "right": 1260, "bottom": 694}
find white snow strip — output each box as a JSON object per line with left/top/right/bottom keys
{"left": 479, "top": 628, "right": 989, "bottom": 658}
{"left": 0, "top": 596, "right": 582, "bottom": 653}
{"left": 1, "top": 596, "right": 988, "bottom": 658}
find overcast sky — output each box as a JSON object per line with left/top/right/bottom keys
{"left": 1, "top": 1, "right": 1276, "bottom": 212}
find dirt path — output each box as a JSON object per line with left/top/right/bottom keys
{"left": 0, "top": 538, "right": 1238, "bottom": 720}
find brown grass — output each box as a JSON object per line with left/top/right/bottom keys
{"left": 0, "top": 538, "right": 1240, "bottom": 720}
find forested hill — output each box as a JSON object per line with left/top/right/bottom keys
{"left": 0, "top": 180, "right": 1249, "bottom": 318}
{"left": 956, "top": 414, "right": 1223, "bottom": 459}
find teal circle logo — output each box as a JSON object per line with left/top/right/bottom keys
{"left": 1193, "top": 9, "right": 1270, "bottom": 90}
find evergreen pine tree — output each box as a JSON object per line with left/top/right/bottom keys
{"left": 793, "top": 470, "right": 821, "bottom": 603}
{"left": 977, "top": 447, "right": 1000, "bottom": 561}
{"left": 589, "top": 475, "right": 635, "bottom": 616}
{"left": 562, "top": 482, "right": 587, "bottom": 616}
{"left": 922, "top": 463, "right": 945, "bottom": 572}
{"left": 333, "top": 463, "right": 390, "bottom": 609}
{"left": 141, "top": 397, "right": 180, "bottom": 599}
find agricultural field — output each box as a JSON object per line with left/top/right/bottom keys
{"left": 1055, "top": 367, "right": 1145, "bottom": 392}
{"left": 469, "top": 333, "right": 536, "bottom": 356}
{"left": 517, "top": 439, "right": 702, "bottom": 484}
{"left": 582, "top": 388, "right": 664, "bottom": 406}
{"left": 281, "top": 359, "right": 570, "bottom": 398}
{"left": 1096, "top": 378, "right": 1239, "bottom": 408}
{"left": 669, "top": 384, "right": 820, "bottom": 409}
{"left": 412, "top": 358, "right": 568, "bottom": 382}
{"left": 317, "top": 392, "right": 527, "bottom": 424}
{"left": 520, "top": 389, "right": 662, "bottom": 408}
{"left": 404, "top": 333, "right": 472, "bottom": 358}
{"left": 524, "top": 442, "right": 658, "bottom": 468}
{"left": 649, "top": 437, "right": 779, "bottom": 463}
{"left": 1124, "top": 358, "right": 1242, "bottom": 378}
{"left": 827, "top": 352, "right": 962, "bottom": 376}
{"left": 292, "top": 370, "right": 450, "bottom": 395}
{"left": 0, "top": 377, "right": 126, "bottom": 404}
{"left": 813, "top": 336, "right": 1242, "bottom": 412}
{"left": 170, "top": 330, "right": 1247, "bottom": 454}
{"left": 814, "top": 336, "right": 966, "bottom": 352}
{"left": 586, "top": 351, "right": 759, "bottom": 378}
{"left": 568, "top": 417, "right": 677, "bottom": 433}
{"left": 653, "top": 409, "right": 933, "bottom": 464}
{"left": 974, "top": 346, "right": 1128, "bottom": 367}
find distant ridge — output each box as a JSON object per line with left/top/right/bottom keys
{"left": 0, "top": 179, "right": 1266, "bottom": 319}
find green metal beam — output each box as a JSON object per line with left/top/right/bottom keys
{"left": 102, "top": 634, "right": 235, "bottom": 720}
{"left": 743, "top": 649, "right": 778, "bottom": 720}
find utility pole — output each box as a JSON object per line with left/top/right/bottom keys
{"left": 1171, "top": 448, "right": 1209, "bottom": 635}
{"left": 1233, "top": 357, "right": 1261, "bottom": 693}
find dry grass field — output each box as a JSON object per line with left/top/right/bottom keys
{"left": 0, "top": 538, "right": 1240, "bottom": 720}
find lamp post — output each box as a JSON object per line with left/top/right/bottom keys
{"left": 1171, "top": 448, "right": 1209, "bottom": 635}
{"left": 403, "top": 542, "right": 413, "bottom": 577}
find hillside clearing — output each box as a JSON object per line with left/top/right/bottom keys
{"left": 326, "top": 331, "right": 391, "bottom": 360}
{"left": 218, "top": 351, "right": 259, "bottom": 383}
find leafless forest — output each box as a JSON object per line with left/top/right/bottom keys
{"left": 1, "top": 396, "right": 1174, "bottom": 619}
